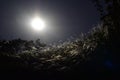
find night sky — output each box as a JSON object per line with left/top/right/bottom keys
{"left": 0, "top": 0, "right": 100, "bottom": 43}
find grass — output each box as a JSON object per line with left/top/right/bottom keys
{"left": 2, "top": 22, "right": 120, "bottom": 80}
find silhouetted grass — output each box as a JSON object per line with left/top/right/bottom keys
{"left": 0, "top": 23, "right": 108, "bottom": 72}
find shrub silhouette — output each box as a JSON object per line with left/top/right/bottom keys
{"left": 0, "top": 24, "right": 108, "bottom": 71}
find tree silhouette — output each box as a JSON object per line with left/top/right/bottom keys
{"left": 92, "top": 0, "right": 120, "bottom": 71}
{"left": 92, "top": 0, "right": 120, "bottom": 40}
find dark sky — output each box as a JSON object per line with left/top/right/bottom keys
{"left": 0, "top": 0, "right": 100, "bottom": 43}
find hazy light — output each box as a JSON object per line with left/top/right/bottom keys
{"left": 31, "top": 17, "right": 45, "bottom": 31}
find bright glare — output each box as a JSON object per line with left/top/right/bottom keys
{"left": 31, "top": 17, "right": 45, "bottom": 31}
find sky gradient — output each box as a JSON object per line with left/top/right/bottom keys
{"left": 0, "top": 0, "right": 100, "bottom": 43}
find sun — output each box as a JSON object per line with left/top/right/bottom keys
{"left": 31, "top": 17, "right": 45, "bottom": 31}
